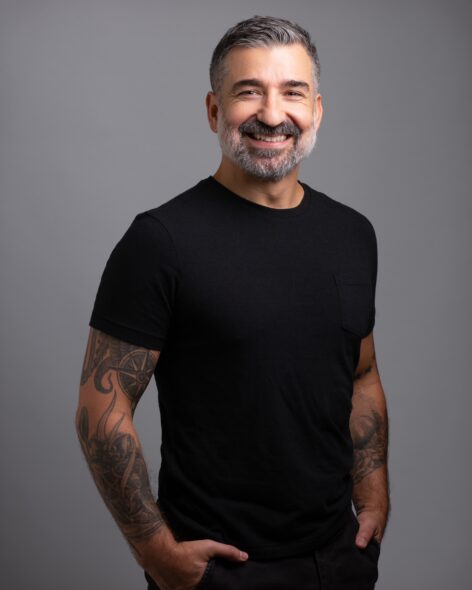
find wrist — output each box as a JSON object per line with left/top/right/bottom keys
{"left": 133, "top": 523, "right": 178, "bottom": 570}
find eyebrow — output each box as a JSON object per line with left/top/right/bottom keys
{"left": 230, "top": 78, "right": 311, "bottom": 93}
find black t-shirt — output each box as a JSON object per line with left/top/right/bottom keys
{"left": 89, "top": 175, "right": 378, "bottom": 559}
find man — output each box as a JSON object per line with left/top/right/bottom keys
{"left": 76, "top": 15, "right": 390, "bottom": 590}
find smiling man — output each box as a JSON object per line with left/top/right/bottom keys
{"left": 212, "top": 42, "right": 320, "bottom": 186}
{"left": 76, "top": 15, "right": 390, "bottom": 590}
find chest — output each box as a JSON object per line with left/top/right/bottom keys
{"left": 169, "top": 223, "right": 371, "bottom": 361}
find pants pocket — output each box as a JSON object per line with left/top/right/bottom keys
{"left": 315, "top": 510, "right": 380, "bottom": 589}
{"left": 144, "top": 558, "right": 217, "bottom": 590}
{"left": 195, "top": 557, "right": 216, "bottom": 589}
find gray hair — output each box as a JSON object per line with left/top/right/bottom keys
{"left": 209, "top": 15, "right": 321, "bottom": 99}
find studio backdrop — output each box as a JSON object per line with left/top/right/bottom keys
{"left": 1, "top": 1, "right": 470, "bottom": 588}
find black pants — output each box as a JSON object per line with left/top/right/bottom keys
{"left": 144, "top": 509, "right": 381, "bottom": 589}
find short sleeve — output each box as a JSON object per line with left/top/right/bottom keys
{"left": 89, "top": 212, "right": 179, "bottom": 350}
{"left": 367, "top": 220, "right": 378, "bottom": 333}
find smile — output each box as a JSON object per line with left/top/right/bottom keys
{"left": 244, "top": 133, "right": 293, "bottom": 147}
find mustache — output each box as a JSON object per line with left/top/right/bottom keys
{"left": 239, "top": 121, "right": 300, "bottom": 137}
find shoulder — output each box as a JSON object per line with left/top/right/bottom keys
{"left": 138, "top": 178, "right": 209, "bottom": 228}
{"left": 313, "top": 186, "right": 374, "bottom": 230}
{"left": 116, "top": 179, "right": 209, "bottom": 252}
{"left": 306, "top": 184, "right": 377, "bottom": 247}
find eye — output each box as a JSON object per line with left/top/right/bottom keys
{"left": 237, "top": 89, "right": 305, "bottom": 98}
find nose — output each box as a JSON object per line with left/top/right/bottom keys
{"left": 256, "top": 90, "right": 286, "bottom": 129}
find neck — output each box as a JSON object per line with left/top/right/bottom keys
{"left": 212, "top": 160, "right": 303, "bottom": 209}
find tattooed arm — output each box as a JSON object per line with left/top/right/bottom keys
{"left": 350, "top": 331, "right": 391, "bottom": 546}
{"left": 75, "top": 327, "right": 177, "bottom": 568}
{"left": 76, "top": 327, "right": 248, "bottom": 587}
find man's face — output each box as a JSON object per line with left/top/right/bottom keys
{"left": 208, "top": 43, "right": 323, "bottom": 182}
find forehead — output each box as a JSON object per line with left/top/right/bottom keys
{"left": 222, "top": 44, "right": 313, "bottom": 89}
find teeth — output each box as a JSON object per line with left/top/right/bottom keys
{"left": 251, "top": 134, "right": 288, "bottom": 142}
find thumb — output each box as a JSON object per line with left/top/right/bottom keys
{"left": 355, "top": 526, "right": 375, "bottom": 549}
{"left": 206, "top": 541, "right": 249, "bottom": 562}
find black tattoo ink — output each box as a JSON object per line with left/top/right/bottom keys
{"left": 350, "top": 407, "right": 388, "bottom": 485}
{"left": 77, "top": 392, "right": 164, "bottom": 542}
{"left": 80, "top": 329, "right": 157, "bottom": 407}
{"left": 354, "top": 351, "right": 376, "bottom": 381}
{"left": 354, "top": 363, "right": 373, "bottom": 381}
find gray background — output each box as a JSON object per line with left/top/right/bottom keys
{"left": 1, "top": 0, "right": 470, "bottom": 588}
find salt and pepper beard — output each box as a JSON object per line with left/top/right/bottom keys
{"left": 216, "top": 109, "right": 318, "bottom": 182}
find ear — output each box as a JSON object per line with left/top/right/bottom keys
{"left": 314, "top": 93, "right": 323, "bottom": 131}
{"left": 205, "top": 91, "right": 219, "bottom": 134}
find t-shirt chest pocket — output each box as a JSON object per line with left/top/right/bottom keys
{"left": 333, "top": 273, "right": 375, "bottom": 339}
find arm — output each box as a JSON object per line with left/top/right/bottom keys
{"left": 349, "top": 330, "right": 391, "bottom": 547}
{"left": 76, "top": 327, "right": 248, "bottom": 587}
{"left": 75, "top": 327, "right": 176, "bottom": 566}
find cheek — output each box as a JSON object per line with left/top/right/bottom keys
{"left": 299, "top": 119, "right": 315, "bottom": 134}
{"left": 288, "top": 105, "right": 315, "bottom": 131}
{"left": 226, "top": 103, "right": 257, "bottom": 127}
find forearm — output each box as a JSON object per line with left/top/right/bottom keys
{"left": 75, "top": 394, "right": 171, "bottom": 561}
{"left": 352, "top": 461, "right": 389, "bottom": 515}
{"left": 349, "top": 379, "right": 390, "bottom": 517}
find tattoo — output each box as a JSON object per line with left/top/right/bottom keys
{"left": 354, "top": 351, "right": 376, "bottom": 381}
{"left": 77, "top": 392, "right": 165, "bottom": 542}
{"left": 350, "top": 407, "right": 388, "bottom": 484}
{"left": 80, "top": 329, "right": 157, "bottom": 408}
{"left": 354, "top": 363, "right": 373, "bottom": 381}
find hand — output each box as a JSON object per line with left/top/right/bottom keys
{"left": 354, "top": 509, "right": 385, "bottom": 549}
{"left": 141, "top": 524, "right": 249, "bottom": 590}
